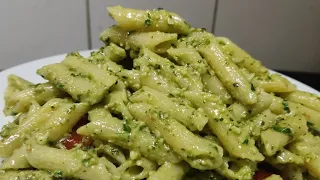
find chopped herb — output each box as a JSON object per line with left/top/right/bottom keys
{"left": 307, "top": 122, "right": 314, "bottom": 127}
{"left": 218, "top": 41, "right": 226, "bottom": 46}
{"left": 233, "top": 83, "right": 240, "bottom": 87}
{"left": 67, "top": 52, "right": 80, "bottom": 57}
{"left": 56, "top": 83, "right": 64, "bottom": 89}
{"left": 53, "top": 170, "right": 63, "bottom": 178}
{"left": 282, "top": 101, "right": 291, "bottom": 113}
{"left": 272, "top": 125, "right": 292, "bottom": 135}
{"left": 145, "top": 19, "right": 151, "bottom": 27}
{"left": 123, "top": 120, "right": 131, "bottom": 133}
{"left": 69, "top": 67, "right": 76, "bottom": 72}
{"left": 219, "top": 118, "right": 224, "bottom": 122}
{"left": 251, "top": 83, "right": 255, "bottom": 91}
{"left": 267, "top": 76, "right": 272, "bottom": 80}
{"left": 87, "top": 75, "right": 93, "bottom": 80}
{"left": 68, "top": 105, "right": 76, "bottom": 113}
{"left": 154, "top": 64, "right": 161, "bottom": 70}
{"left": 145, "top": 13, "right": 152, "bottom": 27}
{"left": 242, "top": 139, "right": 249, "bottom": 144}
{"left": 81, "top": 158, "right": 91, "bottom": 167}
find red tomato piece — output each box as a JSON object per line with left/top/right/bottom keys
{"left": 61, "top": 116, "right": 93, "bottom": 150}
{"left": 61, "top": 131, "right": 83, "bottom": 150}
{"left": 254, "top": 170, "right": 273, "bottom": 180}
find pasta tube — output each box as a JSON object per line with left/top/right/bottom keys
{"left": 119, "top": 157, "right": 158, "bottom": 180}
{"left": 252, "top": 74, "right": 296, "bottom": 93}
{"left": 140, "top": 71, "right": 180, "bottom": 94}
{"left": 201, "top": 72, "right": 233, "bottom": 104}
{"left": 216, "top": 37, "right": 268, "bottom": 75}
{"left": 199, "top": 42, "right": 257, "bottom": 105}
{"left": 1, "top": 102, "right": 89, "bottom": 170}
{"left": 4, "top": 75, "right": 33, "bottom": 105}
{"left": 267, "top": 149, "right": 304, "bottom": 165}
{"left": 183, "top": 91, "right": 264, "bottom": 161}
{"left": 289, "top": 133, "right": 320, "bottom": 177}
{"left": 128, "top": 103, "right": 223, "bottom": 170}
{"left": 261, "top": 114, "right": 308, "bottom": 156}
{"left": 105, "top": 90, "right": 133, "bottom": 120}
{"left": 135, "top": 48, "right": 203, "bottom": 91}
{"left": 103, "top": 43, "right": 126, "bottom": 62}
{"left": 148, "top": 162, "right": 190, "bottom": 180}
{"left": 280, "top": 90, "right": 320, "bottom": 112}
{"left": 0, "top": 170, "right": 53, "bottom": 180}
{"left": 37, "top": 55, "right": 117, "bottom": 105}
{"left": 77, "top": 109, "right": 181, "bottom": 164}
{"left": 167, "top": 48, "right": 207, "bottom": 74}
{"left": 26, "top": 144, "right": 111, "bottom": 180}
{"left": 117, "top": 69, "right": 142, "bottom": 91}
{"left": 107, "top": 6, "right": 190, "bottom": 34}
{"left": 100, "top": 26, "right": 178, "bottom": 53}
{"left": 4, "top": 82, "right": 65, "bottom": 116}
{"left": 0, "top": 99, "right": 65, "bottom": 157}
{"left": 130, "top": 86, "right": 208, "bottom": 131}
{"left": 215, "top": 156, "right": 257, "bottom": 179}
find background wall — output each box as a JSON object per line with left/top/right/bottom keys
{"left": 0, "top": 0, "right": 88, "bottom": 69}
{"left": 214, "top": 0, "right": 320, "bottom": 72}
{"left": 1, "top": 0, "right": 319, "bottom": 73}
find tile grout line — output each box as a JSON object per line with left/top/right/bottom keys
{"left": 212, "top": 0, "right": 219, "bottom": 34}
{"left": 85, "top": 0, "right": 92, "bottom": 50}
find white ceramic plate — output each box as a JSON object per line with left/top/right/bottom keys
{"left": 0, "top": 50, "right": 320, "bottom": 164}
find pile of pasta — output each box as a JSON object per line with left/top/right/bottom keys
{"left": 1, "top": 6, "right": 320, "bottom": 180}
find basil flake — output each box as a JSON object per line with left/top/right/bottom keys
{"left": 272, "top": 125, "right": 292, "bottom": 135}
{"left": 242, "top": 139, "right": 249, "bottom": 144}
{"left": 282, "top": 101, "right": 290, "bottom": 113}
{"left": 123, "top": 119, "right": 131, "bottom": 133}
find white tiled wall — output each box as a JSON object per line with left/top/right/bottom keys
{"left": 89, "top": 0, "right": 216, "bottom": 48}
{"left": 215, "top": 0, "right": 320, "bottom": 73}
{"left": 0, "top": 0, "right": 88, "bottom": 70}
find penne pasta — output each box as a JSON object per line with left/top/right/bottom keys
{"left": 107, "top": 6, "right": 190, "bottom": 34}
{"left": 2, "top": 5, "right": 320, "bottom": 180}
